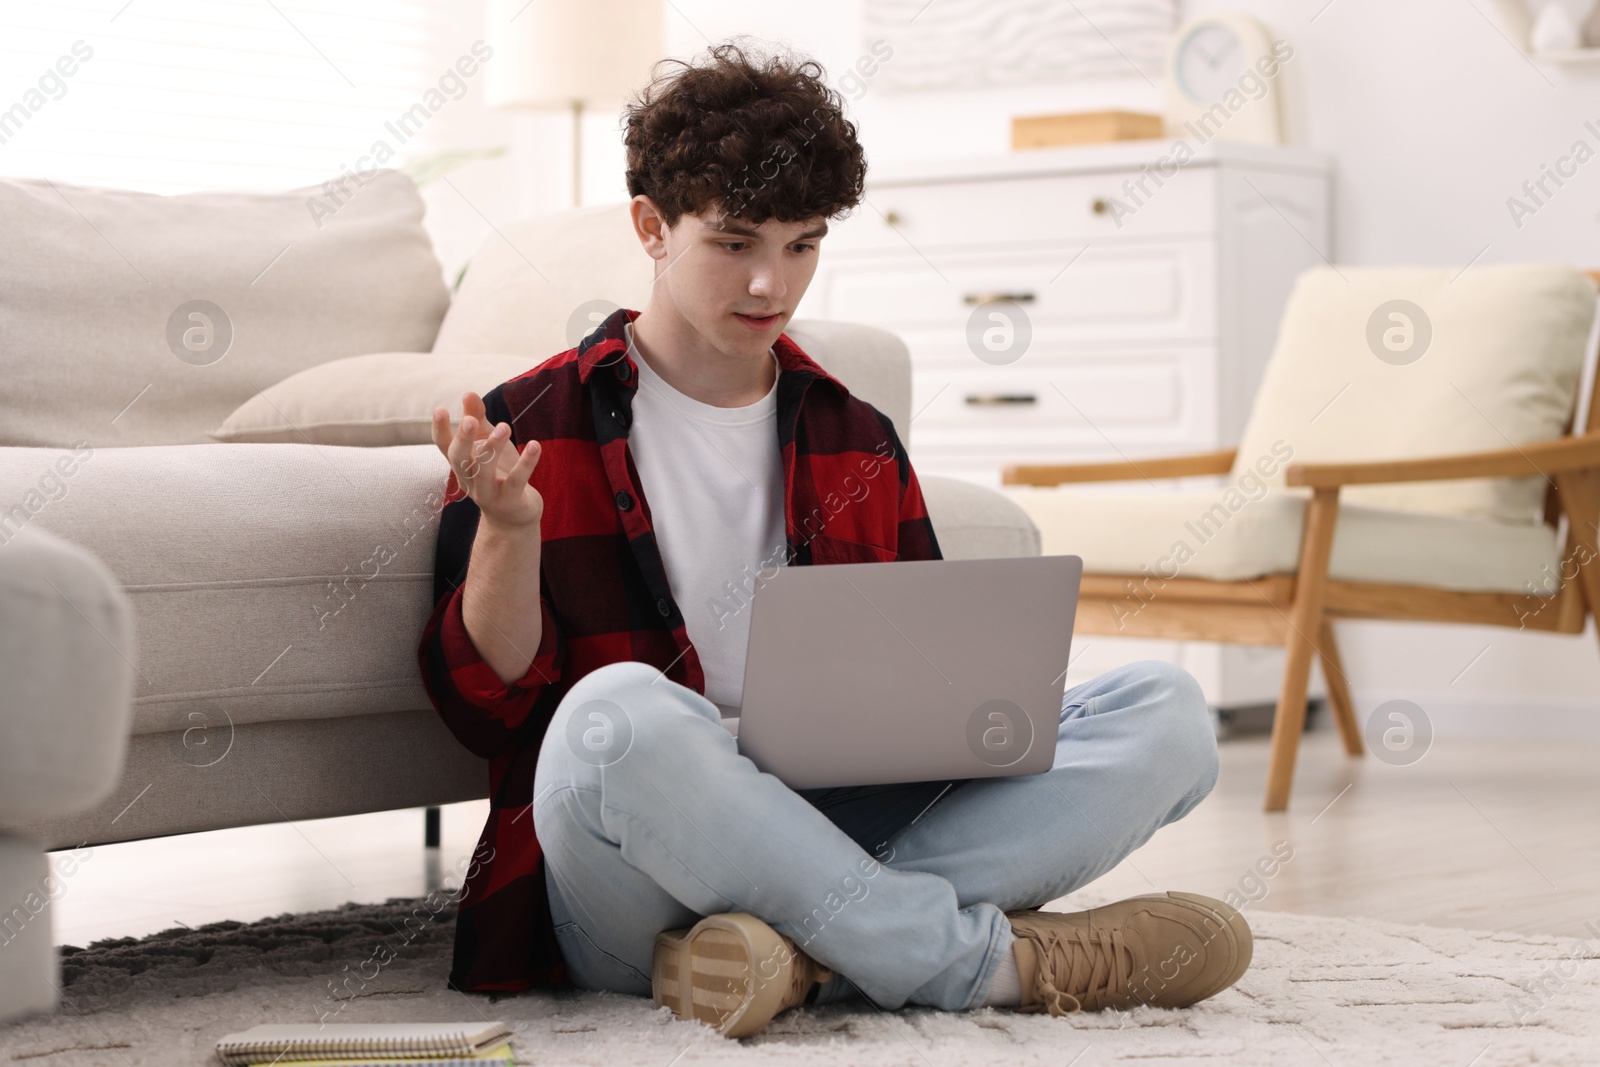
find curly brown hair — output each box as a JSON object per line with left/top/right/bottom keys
{"left": 622, "top": 39, "right": 867, "bottom": 229}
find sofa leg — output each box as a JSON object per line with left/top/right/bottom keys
{"left": 424, "top": 806, "right": 440, "bottom": 849}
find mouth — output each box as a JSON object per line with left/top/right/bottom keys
{"left": 734, "top": 311, "right": 782, "bottom": 331}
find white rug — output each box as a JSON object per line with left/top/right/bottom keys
{"left": 2, "top": 889, "right": 1597, "bottom": 1066}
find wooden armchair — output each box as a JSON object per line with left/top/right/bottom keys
{"left": 1002, "top": 266, "right": 1600, "bottom": 810}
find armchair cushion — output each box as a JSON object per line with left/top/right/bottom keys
{"left": 1007, "top": 483, "right": 1559, "bottom": 595}
{"left": 1233, "top": 264, "right": 1597, "bottom": 525}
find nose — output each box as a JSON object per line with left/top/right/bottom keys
{"left": 749, "top": 259, "right": 786, "bottom": 303}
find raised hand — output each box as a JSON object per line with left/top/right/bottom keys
{"left": 431, "top": 391, "right": 544, "bottom": 532}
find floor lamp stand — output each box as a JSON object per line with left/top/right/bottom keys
{"left": 570, "top": 99, "right": 584, "bottom": 208}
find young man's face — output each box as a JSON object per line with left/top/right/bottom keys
{"left": 633, "top": 196, "right": 828, "bottom": 362}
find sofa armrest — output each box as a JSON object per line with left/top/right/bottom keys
{"left": 919, "top": 475, "right": 1041, "bottom": 559}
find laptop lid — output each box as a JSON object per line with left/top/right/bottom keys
{"left": 735, "top": 554, "right": 1083, "bottom": 789}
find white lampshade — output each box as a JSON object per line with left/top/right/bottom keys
{"left": 485, "top": 0, "right": 665, "bottom": 109}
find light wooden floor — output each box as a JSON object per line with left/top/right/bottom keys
{"left": 46, "top": 720, "right": 1600, "bottom": 949}
{"left": 1077, "top": 726, "right": 1600, "bottom": 941}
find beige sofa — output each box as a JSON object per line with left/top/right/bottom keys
{"left": 0, "top": 173, "right": 1039, "bottom": 870}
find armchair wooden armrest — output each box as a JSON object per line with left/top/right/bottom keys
{"left": 1002, "top": 449, "right": 1238, "bottom": 486}
{"left": 1285, "top": 431, "right": 1600, "bottom": 488}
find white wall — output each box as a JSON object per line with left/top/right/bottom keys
{"left": 438, "top": 0, "right": 1600, "bottom": 738}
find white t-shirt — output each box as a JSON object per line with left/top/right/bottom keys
{"left": 623, "top": 322, "right": 787, "bottom": 714}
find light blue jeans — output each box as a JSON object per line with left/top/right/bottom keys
{"left": 532, "top": 658, "right": 1219, "bottom": 1012}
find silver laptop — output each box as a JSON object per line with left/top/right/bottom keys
{"left": 730, "top": 555, "right": 1083, "bottom": 789}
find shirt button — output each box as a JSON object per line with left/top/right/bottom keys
{"left": 615, "top": 491, "right": 633, "bottom": 511}
{"left": 656, "top": 598, "right": 670, "bottom": 616}
{"left": 615, "top": 362, "right": 631, "bottom": 381}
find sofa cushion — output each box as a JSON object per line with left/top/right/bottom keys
{"left": 921, "top": 474, "right": 1040, "bottom": 560}
{"left": 431, "top": 201, "right": 654, "bottom": 359}
{"left": 1234, "top": 264, "right": 1597, "bottom": 525}
{"left": 782, "top": 320, "right": 912, "bottom": 441}
{"left": 0, "top": 439, "right": 1035, "bottom": 741}
{"left": 0, "top": 442, "right": 448, "bottom": 737}
{"left": 0, "top": 169, "right": 451, "bottom": 448}
{"left": 209, "top": 352, "right": 539, "bottom": 445}
{"left": 1006, "top": 483, "right": 1561, "bottom": 595}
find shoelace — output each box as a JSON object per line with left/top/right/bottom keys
{"left": 1022, "top": 926, "right": 1134, "bottom": 1017}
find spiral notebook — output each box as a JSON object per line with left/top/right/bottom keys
{"left": 214, "top": 1022, "right": 512, "bottom": 1066}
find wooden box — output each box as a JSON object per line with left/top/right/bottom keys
{"left": 1011, "top": 110, "right": 1166, "bottom": 149}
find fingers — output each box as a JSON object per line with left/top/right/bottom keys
{"left": 457, "top": 393, "right": 495, "bottom": 453}
{"left": 463, "top": 391, "right": 488, "bottom": 427}
{"left": 507, "top": 436, "right": 541, "bottom": 487}
{"left": 433, "top": 405, "right": 477, "bottom": 471}
{"left": 430, "top": 406, "right": 455, "bottom": 456}
{"left": 435, "top": 391, "right": 528, "bottom": 507}
{"left": 464, "top": 426, "right": 493, "bottom": 474}
{"left": 461, "top": 420, "right": 519, "bottom": 492}
{"left": 447, "top": 415, "right": 487, "bottom": 486}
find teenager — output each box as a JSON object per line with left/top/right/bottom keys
{"left": 419, "top": 40, "right": 1248, "bottom": 1038}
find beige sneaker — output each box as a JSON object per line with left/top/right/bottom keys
{"left": 1006, "top": 892, "right": 1251, "bottom": 1015}
{"left": 652, "top": 913, "right": 834, "bottom": 1038}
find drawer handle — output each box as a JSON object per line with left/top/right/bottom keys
{"left": 964, "top": 393, "right": 1038, "bottom": 406}
{"left": 1091, "top": 197, "right": 1110, "bottom": 215}
{"left": 962, "top": 291, "right": 1036, "bottom": 305}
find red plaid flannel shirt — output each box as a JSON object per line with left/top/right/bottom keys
{"left": 418, "top": 307, "right": 942, "bottom": 992}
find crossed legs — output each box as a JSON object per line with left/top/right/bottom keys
{"left": 532, "top": 658, "right": 1218, "bottom": 1012}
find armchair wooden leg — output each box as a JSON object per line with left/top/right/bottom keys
{"left": 1264, "top": 488, "right": 1342, "bottom": 812}
{"left": 1265, "top": 622, "right": 1320, "bottom": 811}
{"left": 1317, "top": 619, "right": 1365, "bottom": 757}
{"left": 1554, "top": 470, "right": 1600, "bottom": 660}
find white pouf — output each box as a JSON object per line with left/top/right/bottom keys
{"left": 0, "top": 524, "right": 135, "bottom": 1022}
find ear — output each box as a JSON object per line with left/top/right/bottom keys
{"left": 630, "top": 195, "right": 671, "bottom": 266}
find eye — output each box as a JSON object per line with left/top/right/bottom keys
{"left": 717, "top": 241, "right": 746, "bottom": 252}
{"left": 792, "top": 243, "right": 818, "bottom": 254}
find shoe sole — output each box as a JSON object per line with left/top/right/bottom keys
{"left": 652, "top": 913, "right": 796, "bottom": 1039}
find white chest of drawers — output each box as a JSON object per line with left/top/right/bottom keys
{"left": 797, "top": 140, "right": 1333, "bottom": 488}
{"left": 795, "top": 141, "right": 1333, "bottom": 712}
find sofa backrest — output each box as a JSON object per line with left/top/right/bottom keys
{"left": 431, "top": 200, "right": 913, "bottom": 441}
{"left": 1233, "top": 263, "right": 1598, "bottom": 524}
{"left": 0, "top": 169, "right": 450, "bottom": 449}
